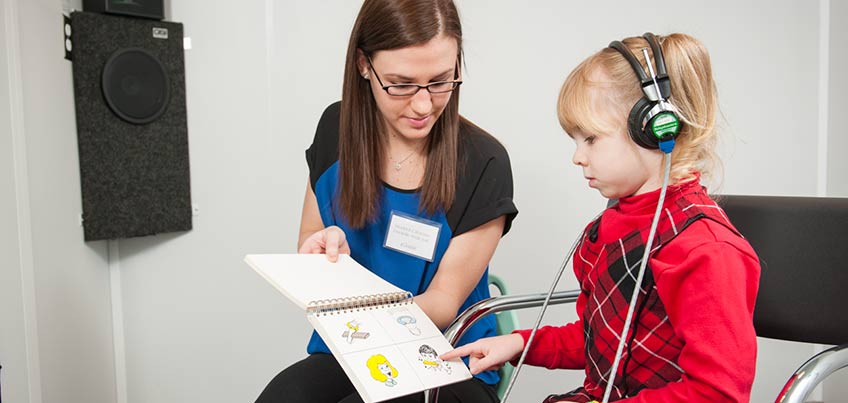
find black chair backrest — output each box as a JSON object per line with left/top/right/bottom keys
{"left": 718, "top": 195, "right": 848, "bottom": 345}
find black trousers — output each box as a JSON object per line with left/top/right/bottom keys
{"left": 255, "top": 353, "right": 500, "bottom": 403}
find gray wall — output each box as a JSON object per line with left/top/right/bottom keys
{"left": 1, "top": 1, "right": 37, "bottom": 402}
{"left": 1, "top": 1, "right": 845, "bottom": 403}
{"left": 829, "top": 0, "right": 848, "bottom": 198}
{"left": 2, "top": 0, "right": 117, "bottom": 402}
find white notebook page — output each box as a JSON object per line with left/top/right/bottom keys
{"left": 245, "top": 254, "right": 404, "bottom": 310}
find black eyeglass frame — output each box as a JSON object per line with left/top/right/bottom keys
{"left": 366, "top": 57, "right": 462, "bottom": 97}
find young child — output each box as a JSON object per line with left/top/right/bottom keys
{"left": 442, "top": 33, "right": 760, "bottom": 402}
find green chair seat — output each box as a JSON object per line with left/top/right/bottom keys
{"left": 488, "top": 274, "right": 520, "bottom": 400}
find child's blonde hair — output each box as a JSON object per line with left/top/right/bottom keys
{"left": 558, "top": 33, "right": 721, "bottom": 186}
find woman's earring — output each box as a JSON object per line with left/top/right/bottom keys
{"left": 362, "top": 72, "right": 370, "bottom": 80}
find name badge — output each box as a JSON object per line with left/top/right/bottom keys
{"left": 384, "top": 211, "right": 442, "bottom": 262}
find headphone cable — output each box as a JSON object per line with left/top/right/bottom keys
{"left": 600, "top": 151, "right": 672, "bottom": 403}
{"left": 500, "top": 225, "right": 585, "bottom": 403}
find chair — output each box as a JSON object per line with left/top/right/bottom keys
{"left": 426, "top": 286, "right": 580, "bottom": 402}
{"left": 719, "top": 195, "right": 848, "bottom": 402}
{"left": 487, "top": 274, "right": 522, "bottom": 399}
{"left": 426, "top": 195, "right": 848, "bottom": 403}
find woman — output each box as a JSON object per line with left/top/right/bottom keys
{"left": 256, "top": 1, "right": 517, "bottom": 402}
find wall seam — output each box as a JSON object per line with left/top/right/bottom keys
{"left": 817, "top": 0, "right": 829, "bottom": 197}
{"left": 109, "top": 240, "right": 128, "bottom": 403}
{"left": 813, "top": 0, "right": 830, "bottom": 401}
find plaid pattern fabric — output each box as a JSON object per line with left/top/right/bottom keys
{"left": 543, "top": 387, "right": 598, "bottom": 403}
{"left": 557, "top": 188, "right": 740, "bottom": 402}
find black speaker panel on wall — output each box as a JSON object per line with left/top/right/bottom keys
{"left": 70, "top": 11, "right": 191, "bottom": 241}
{"left": 83, "top": 0, "right": 165, "bottom": 20}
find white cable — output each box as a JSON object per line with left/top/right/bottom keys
{"left": 500, "top": 229, "right": 585, "bottom": 403}
{"left": 601, "top": 153, "right": 672, "bottom": 403}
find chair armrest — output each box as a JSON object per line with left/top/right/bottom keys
{"left": 776, "top": 343, "right": 848, "bottom": 403}
{"left": 426, "top": 289, "right": 580, "bottom": 403}
{"left": 443, "top": 289, "right": 580, "bottom": 345}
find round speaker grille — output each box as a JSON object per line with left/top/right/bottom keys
{"left": 101, "top": 48, "right": 170, "bottom": 125}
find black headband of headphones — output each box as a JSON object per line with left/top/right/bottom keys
{"left": 608, "top": 33, "right": 671, "bottom": 102}
{"left": 607, "top": 33, "right": 681, "bottom": 151}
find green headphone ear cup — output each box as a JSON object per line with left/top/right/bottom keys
{"left": 648, "top": 111, "right": 681, "bottom": 142}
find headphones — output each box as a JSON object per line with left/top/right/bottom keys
{"left": 609, "top": 33, "right": 680, "bottom": 152}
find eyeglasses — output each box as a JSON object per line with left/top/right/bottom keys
{"left": 367, "top": 57, "right": 462, "bottom": 97}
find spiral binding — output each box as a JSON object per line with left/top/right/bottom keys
{"left": 306, "top": 291, "right": 413, "bottom": 316}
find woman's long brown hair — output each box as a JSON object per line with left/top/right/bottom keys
{"left": 339, "top": 0, "right": 463, "bottom": 228}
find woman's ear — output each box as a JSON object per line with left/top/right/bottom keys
{"left": 356, "top": 49, "right": 369, "bottom": 79}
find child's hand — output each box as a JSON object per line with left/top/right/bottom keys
{"left": 440, "top": 333, "right": 525, "bottom": 375}
{"left": 298, "top": 226, "right": 351, "bottom": 262}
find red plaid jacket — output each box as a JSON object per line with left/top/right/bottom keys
{"left": 516, "top": 180, "right": 759, "bottom": 402}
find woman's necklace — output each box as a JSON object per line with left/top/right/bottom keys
{"left": 389, "top": 150, "right": 416, "bottom": 171}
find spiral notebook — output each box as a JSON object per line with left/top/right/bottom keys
{"left": 245, "top": 254, "right": 472, "bottom": 403}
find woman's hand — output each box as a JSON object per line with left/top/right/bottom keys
{"left": 439, "top": 333, "right": 525, "bottom": 375}
{"left": 298, "top": 225, "right": 351, "bottom": 262}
